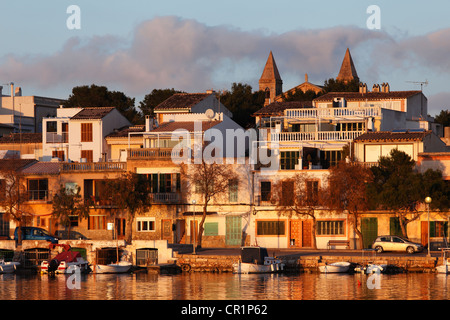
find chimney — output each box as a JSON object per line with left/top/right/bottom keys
{"left": 145, "top": 115, "right": 153, "bottom": 132}
{"left": 372, "top": 84, "right": 380, "bottom": 92}
{"left": 305, "top": 73, "right": 309, "bottom": 83}
{"left": 382, "top": 82, "right": 390, "bottom": 93}
{"left": 0, "top": 86, "right": 2, "bottom": 96}
{"left": 359, "top": 83, "right": 367, "bottom": 93}
{"left": 15, "top": 87, "right": 22, "bottom": 96}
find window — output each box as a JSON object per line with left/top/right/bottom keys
{"left": 306, "top": 180, "right": 319, "bottom": 203}
{"left": 430, "top": 221, "right": 448, "bottom": 238}
{"left": 204, "top": 222, "right": 219, "bottom": 236}
{"left": 27, "top": 179, "right": 49, "bottom": 201}
{"left": 52, "top": 150, "right": 65, "bottom": 161}
{"left": 256, "top": 220, "right": 285, "bottom": 236}
{"left": 280, "top": 151, "right": 300, "bottom": 170}
{"left": 229, "top": 179, "right": 238, "bottom": 203}
{"left": 81, "top": 150, "right": 93, "bottom": 162}
{"left": 320, "top": 150, "right": 343, "bottom": 168}
{"left": 280, "top": 180, "right": 294, "bottom": 206}
{"left": 260, "top": 181, "right": 271, "bottom": 202}
{"left": 136, "top": 218, "right": 156, "bottom": 232}
{"left": 46, "top": 121, "right": 57, "bottom": 133}
{"left": 62, "top": 122, "right": 68, "bottom": 143}
{"left": 81, "top": 123, "right": 93, "bottom": 142}
{"left": 88, "top": 215, "right": 106, "bottom": 230}
{"left": 316, "top": 221, "right": 344, "bottom": 235}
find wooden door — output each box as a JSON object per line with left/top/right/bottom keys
{"left": 421, "top": 221, "right": 429, "bottom": 247}
{"left": 226, "top": 216, "right": 242, "bottom": 246}
{"left": 289, "top": 220, "right": 302, "bottom": 247}
{"left": 361, "top": 218, "right": 378, "bottom": 249}
{"left": 302, "top": 220, "right": 313, "bottom": 248}
{"left": 115, "top": 218, "right": 126, "bottom": 240}
{"left": 176, "top": 219, "right": 186, "bottom": 244}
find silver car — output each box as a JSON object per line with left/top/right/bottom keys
{"left": 372, "top": 235, "right": 424, "bottom": 254}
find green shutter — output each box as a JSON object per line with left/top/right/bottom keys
{"left": 204, "top": 222, "right": 219, "bottom": 236}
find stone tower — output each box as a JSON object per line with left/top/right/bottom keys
{"left": 259, "top": 51, "right": 283, "bottom": 106}
{"left": 336, "top": 48, "right": 359, "bottom": 84}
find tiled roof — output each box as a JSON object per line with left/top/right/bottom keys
{"left": 106, "top": 125, "right": 145, "bottom": 138}
{"left": 0, "top": 159, "right": 36, "bottom": 172}
{"left": 150, "top": 121, "right": 221, "bottom": 133}
{"left": 154, "top": 93, "right": 210, "bottom": 110}
{"left": 314, "top": 91, "right": 422, "bottom": 102}
{"left": 260, "top": 51, "right": 282, "bottom": 81}
{"left": 0, "top": 133, "right": 42, "bottom": 144}
{"left": 253, "top": 101, "right": 313, "bottom": 116}
{"left": 20, "top": 162, "right": 60, "bottom": 175}
{"left": 336, "top": 48, "right": 359, "bottom": 83}
{"left": 70, "top": 107, "right": 115, "bottom": 120}
{"left": 354, "top": 130, "right": 431, "bottom": 142}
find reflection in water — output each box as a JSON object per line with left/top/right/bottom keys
{"left": 0, "top": 272, "right": 449, "bottom": 300}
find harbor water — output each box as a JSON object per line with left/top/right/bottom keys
{"left": 1, "top": 272, "right": 450, "bottom": 300}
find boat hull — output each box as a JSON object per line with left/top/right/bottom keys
{"left": 94, "top": 262, "right": 132, "bottom": 274}
{"left": 436, "top": 265, "right": 449, "bottom": 274}
{"left": 319, "top": 262, "right": 351, "bottom": 273}
{"left": 0, "top": 262, "right": 20, "bottom": 274}
{"left": 232, "top": 260, "right": 285, "bottom": 274}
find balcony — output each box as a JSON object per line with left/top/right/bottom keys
{"left": 271, "top": 130, "right": 365, "bottom": 142}
{"left": 127, "top": 148, "right": 182, "bottom": 160}
{"left": 26, "top": 190, "right": 52, "bottom": 202}
{"left": 46, "top": 132, "right": 68, "bottom": 144}
{"left": 284, "top": 106, "right": 381, "bottom": 120}
{"left": 61, "top": 162, "right": 127, "bottom": 172}
{"left": 149, "top": 193, "right": 181, "bottom": 204}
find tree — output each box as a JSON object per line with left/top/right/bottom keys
{"left": 181, "top": 160, "right": 238, "bottom": 249}
{"left": 0, "top": 161, "right": 30, "bottom": 243}
{"left": 368, "top": 149, "right": 450, "bottom": 238}
{"left": 322, "top": 78, "right": 360, "bottom": 93}
{"left": 65, "top": 84, "right": 142, "bottom": 124}
{"left": 103, "top": 172, "right": 151, "bottom": 242}
{"left": 434, "top": 110, "right": 450, "bottom": 128}
{"left": 51, "top": 185, "right": 90, "bottom": 239}
{"left": 139, "top": 88, "right": 183, "bottom": 118}
{"left": 272, "top": 174, "right": 325, "bottom": 249}
{"left": 281, "top": 89, "right": 320, "bottom": 102}
{"left": 219, "top": 83, "right": 265, "bottom": 129}
{"left": 324, "top": 160, "right": 373, "bottom": 249}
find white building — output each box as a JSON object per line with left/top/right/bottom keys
{"left": 42, "top": 107, "right": 131, "bottom": 162}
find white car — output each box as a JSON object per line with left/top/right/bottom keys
{"left": 372, "top": 235, "right": 424, "bottom": 254}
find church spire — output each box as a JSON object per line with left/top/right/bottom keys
{"left": 259, "top": 51, "right": 283, "bottom": 105}
{"left": 336, "top": 48, "right": 359, "bottom": 83}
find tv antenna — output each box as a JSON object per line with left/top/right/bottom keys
{"left": 406, "top": 80, "right": 428, "bottom": 91}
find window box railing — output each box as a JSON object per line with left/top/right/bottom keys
{"left": 271, "top": 130, "right": 365, "bottom": 142}
{"left": 26, "top": 190, "right": 52, "bottom": 202}
{"left": 148, "top": 193, "right": 181, "bottom": 203}
{"left": 60, "top": 162, "right": 127, "bottom": 172}
{"left": 285, "top": 106, "right": 381, "bottom": 119}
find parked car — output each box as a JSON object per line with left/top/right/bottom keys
{"left": 372, "top": 235, "right": 424, "bottom": 254}
{"left": 55, "top": 230, "right": 89, "bottom": 240}
{"left": 14, "top": 227, "right": 59, "bottom": 244}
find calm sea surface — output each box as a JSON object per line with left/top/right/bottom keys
{"left": 0, "top": 272, "right": 449, "bottom": 300}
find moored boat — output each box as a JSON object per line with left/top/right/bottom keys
{"left": 436, "top": 249, "right": 450, "bottom": 274}
{"left": 0, "top": 260, "right": 20, "bottom": 274}
{"left": 41, "top": 244, "right": 90, "bottom": 274}
{"left": 232, "top": 246, "right": 284, "bottom": 274}
{"left": 93, "top": 261, "right": 132, "bottom": 274}
{"left": 319, "top": 261, "right": 351, "bottom": 273}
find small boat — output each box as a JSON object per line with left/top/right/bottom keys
{"left": 0, "top": 260, "right": 20, "bottom": 274}
{"left": 319, "top": 261, "right": 351, "bottom": 273}
{"left": 436, "top": 248, "right": 450, "bottom": 274}
{"left": 365, "top": 264, "right": 388, "bottom": 274}
{"left": 232, "top": 246, "right": 284, "bottom": 274}
{"left": 93, "top": 261, "right": 132, "bottom": 274}
{"left": 41, "top": 244, "right": 90, "bottom": 274}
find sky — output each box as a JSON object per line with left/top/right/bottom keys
{"left": 0, "top": 0, "right": 449, "bottom": 116}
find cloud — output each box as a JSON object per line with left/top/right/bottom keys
{"left": 0, "top": 16, "right": 446, "bottom": 98}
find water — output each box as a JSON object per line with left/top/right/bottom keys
{"left": 1, "top": 272, "right": 449, "bottom": 300}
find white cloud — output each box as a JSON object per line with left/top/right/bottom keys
{"left": 0, "top": 16, "right": 447, "bottom": 100}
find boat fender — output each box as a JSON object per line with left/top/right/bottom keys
{"left": 181, "top": 264, "right": 191, "bottom": 272}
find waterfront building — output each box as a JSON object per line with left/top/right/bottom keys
{"left": 42, "top": 106, "right": 131, "bottom": 162}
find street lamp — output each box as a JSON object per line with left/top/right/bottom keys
{"left": 192, "top": 200, "right": 196, "bottom": 255}
{"left": 425, "top": 197, "right": 432, "bottom": 257}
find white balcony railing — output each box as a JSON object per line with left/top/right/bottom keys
{"left": 271, "top": 130, "right": 365, "bottom": 142}
{"left": 285, "top": 106, "right": 381, "bottom": 119}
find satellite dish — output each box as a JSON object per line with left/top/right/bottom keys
{"left": 205, "top": 109, "right": 215, "bottom": 119}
